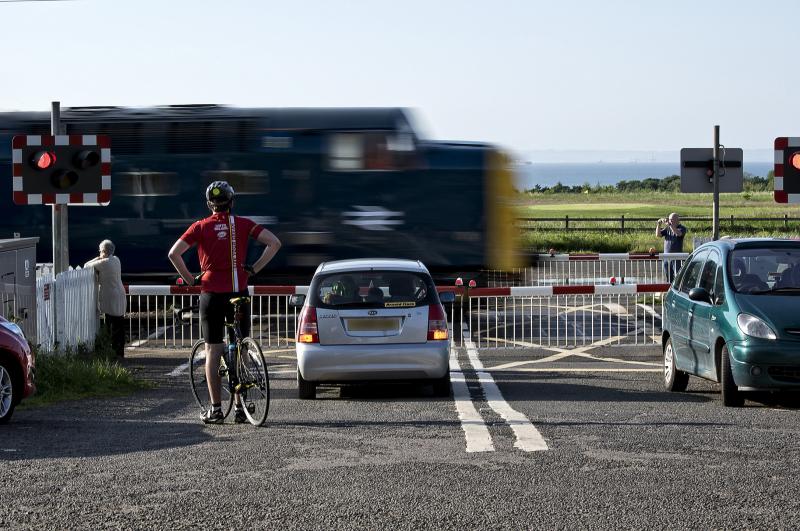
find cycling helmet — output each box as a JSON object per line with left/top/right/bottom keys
{"left": 205, "top": 181, "right": 235, "bottom": 204}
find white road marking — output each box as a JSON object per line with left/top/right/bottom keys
{"left": 168, "top": 360, "right": 192, "bottom": 377}
{"left": 463, "top": 324, "right": 548, "bottom": 452}
{"left": 583, "top": 355, "right": 660, "bottom": 367}
{"left": 450, "top": 352, "right": 495, "bottom": 453}
{"left": 637, "top": 303, "right": 662, "bottom": 320}
{"left": 486, "top": 335, "right": 630, "bottom": 370}
{"left": 604, "top": 303, "right": 629, "bottom": 316}
{"left": 127, "top": 326, "right": 169, "bottom": 349}
{"left": 506, "top": 367, "right": 661, "bottom": 373}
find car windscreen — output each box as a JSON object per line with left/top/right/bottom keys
{"left": 730, "top": 247, "right": 800, "bottom": 294}
{"left": 311, "top": 271, "right": 437, "bottom": 309}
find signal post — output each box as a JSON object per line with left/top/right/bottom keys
{"left": 52, "top": 102, "right": 67, "bottom": 273}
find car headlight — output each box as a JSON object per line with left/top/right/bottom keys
{"left": 0, "top": 321, "right": 25, "bottom": 340}
{"left": 737, "top": 313, "right": 777, "bottom": 340}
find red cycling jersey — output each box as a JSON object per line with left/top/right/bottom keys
{"left": 179, "top": 212, "right": 265, "bottom": 293}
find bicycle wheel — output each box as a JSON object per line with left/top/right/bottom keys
{"left": 236, "top": 337, "right": 270, "bottom": 426}
{"left": 190, "top": 339, "right": 234, "bottom": 419}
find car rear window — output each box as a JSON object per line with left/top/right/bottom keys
{"left": 311, "top": 271, "right": 436, "bottom": 309}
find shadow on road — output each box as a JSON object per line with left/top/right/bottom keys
{"left": 490, "top": 372, "right": 713, "bottom": 404}
{"left": 0, "top": 415, "right": 213, "bottom": 461}
{"left": 315, "top": 382, "right": 445, "bottom": 401}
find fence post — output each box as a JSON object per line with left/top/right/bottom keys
{"left": 565, "top": 215, "right": 569, "bottom": 230}
{"left": 786, "top": 214, "right": 789, "bottom": 229}
{"left": 620, "top": 214, "right": 625, "bottom": 233}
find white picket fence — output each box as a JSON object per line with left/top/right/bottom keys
{"left": 36, "top": 267, "right": 100, "bottom": 352}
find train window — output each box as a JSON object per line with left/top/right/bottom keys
{"left": 327, "top": 132, "right": 416, "bottom": 172}
{"left": 115, "top": 172, "right": 179, "bottom": 196}
{"left": 328, "top": 134, "right": 363, "bottom": 170}
{"left": 202, "top": 171, "right": 269, "bottom": 195}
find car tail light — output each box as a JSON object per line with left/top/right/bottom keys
{"left": 297, "top": 306, "right": 319, "bottom": 344}
{"left": 427, "top": 304, "right": 448, "bottom": 341}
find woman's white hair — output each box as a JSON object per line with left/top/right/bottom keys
{"left": 100, "top": 239, "right": 115, "bottom": 256}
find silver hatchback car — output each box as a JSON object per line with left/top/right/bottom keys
{"left": 291, "top": 259, "right": 454, "bottom": 399}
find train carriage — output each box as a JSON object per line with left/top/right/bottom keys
{"left": 0, "top": 105, "right": 518, "bottom": 281}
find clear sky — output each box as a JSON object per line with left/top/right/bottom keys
{"left": 1, "top": 0, "right": 797, "bottom": 156}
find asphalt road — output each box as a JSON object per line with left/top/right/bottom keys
{"left": 3, "top": 344, "right": 800, "bottom": 529}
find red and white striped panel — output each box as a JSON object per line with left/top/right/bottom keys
{"left": 468, "top": 284, "right": 670, "bottom": 296}
{"left": 12, "top": 135, "right": 111, "bottom": 205}
{"left": 532, "top": 252, "right": 688, "bottom": 261}
{"left": 774, "top": 137, "right": 800, "bottom": 204}
{"left": 124, "top": 284, "right": 669, "bottom": 296}
{"left": 125, "top": 285, "right": 309, "bottom": 296}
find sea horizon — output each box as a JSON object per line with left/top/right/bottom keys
{"left": 515, "top": 161, "right": 774, "bottom": 189}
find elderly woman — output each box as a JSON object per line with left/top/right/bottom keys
{"left": 84, "top": 240, "right": 127, "bottom": 358}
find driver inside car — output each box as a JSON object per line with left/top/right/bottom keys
{"left": 323, "top": 275, "right": 358, "bottom": 305}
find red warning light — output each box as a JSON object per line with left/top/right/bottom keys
{"left": 31, "top": 150, "right": 56, "bottom": 170}
{"left": 791, "top": 152, "right": 800, "bottom": 171}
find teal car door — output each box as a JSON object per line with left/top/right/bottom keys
{"left": 689, "top": 250, "right": 721, "bottom": 377}
{"left": 670, "top": 251, "right": 707, "bottom": 373}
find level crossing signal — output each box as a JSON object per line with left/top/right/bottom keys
{"left": 12, "top": 135, "right": 111, "bottom": 205}
{"left": 773, "top": 137, "right": 800, "bottom": 203}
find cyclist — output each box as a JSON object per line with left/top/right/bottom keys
{"left": 168, "top": 181, "right": 281, "bottom": 424}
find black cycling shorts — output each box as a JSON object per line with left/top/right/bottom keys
{"left": 199, "top": 291, "right": 250, "bottom": 344}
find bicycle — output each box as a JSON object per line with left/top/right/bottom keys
{"left": 175, "top": 295, "right": 270, "bottom": 426}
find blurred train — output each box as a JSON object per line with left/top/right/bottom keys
{"left": 0, "top": 105, "right": 520, "bottom": 282}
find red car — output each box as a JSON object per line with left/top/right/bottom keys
{"left": 0, "top": 315, "right": 35, "bottom": 424}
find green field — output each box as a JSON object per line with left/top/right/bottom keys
{"left": 517, "top": 191, "right": 800, "bottom": 253}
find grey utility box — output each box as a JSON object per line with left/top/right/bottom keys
{"left": 0, "top": 237, "right": 39, "bottom": 343}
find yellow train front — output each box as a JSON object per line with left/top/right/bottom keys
{"left": 0, "top": 106, "right": 521, "bottom": 280}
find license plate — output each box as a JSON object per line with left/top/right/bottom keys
{"left": 346, "top": 318, "right": 398, "bottom": 332}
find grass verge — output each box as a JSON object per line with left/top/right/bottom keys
{"left": 19, "top": 329, "right": 150, "bottom": 409}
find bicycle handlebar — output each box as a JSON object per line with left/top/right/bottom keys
{"left": 173, "top": 304, "right": 199, "bottom": 325}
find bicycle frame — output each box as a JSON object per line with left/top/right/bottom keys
{"left": 222, "top": 298, "right": 250, "bottom": 391}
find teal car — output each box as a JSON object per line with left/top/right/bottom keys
{"left": 662, "top": 238, "right": 800, "bottom": 406}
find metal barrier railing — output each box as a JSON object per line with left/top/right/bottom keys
{"left": 126, "top": 286, "right": 306, "bottom": 349}
{"left": 486, "top": 252, "right": 688, "bottom": 287}
{"left": 451, "top": 284, "right": 668, "bottom": 349}
{"left": 126, "top": 282, "right": 668, "bottom": 350}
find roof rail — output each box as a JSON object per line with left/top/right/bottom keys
{"left": 158, "top": 104, "right": 224, "bottom": 110}
{"left": 64, "top": 106, "right": 123, "bottom": 113}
